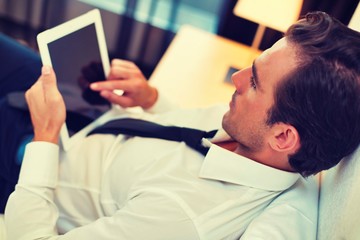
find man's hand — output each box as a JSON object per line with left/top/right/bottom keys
{"left": 25, "top": 66, "right": 66, "bottom": 144}
{"left": 90, "top": 59, "right": 158, "bottom": 109}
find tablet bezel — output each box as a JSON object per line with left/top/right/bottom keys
{"left": 37, "top": 9, "right": 116, "bottom": 151}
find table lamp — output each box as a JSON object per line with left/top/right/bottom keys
{"left": 348, "top": 2, "right": 360, "bottom": 32}
{"left": 233, "top": 0, "right": 303, "bottom": 49}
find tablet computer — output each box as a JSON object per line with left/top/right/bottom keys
{"left": 37, "top": 9, "right": 118, "bottom": 150}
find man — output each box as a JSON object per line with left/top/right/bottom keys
{"left": 3, "top": 11, "right": 360, "bottom": 239}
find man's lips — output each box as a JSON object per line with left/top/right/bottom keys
{"left": 230, "top": 91, "right": 237, "bottom": 108}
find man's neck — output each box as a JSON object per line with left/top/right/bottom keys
{"left": 215, "top": 140, "right": 295, "bottom": 173}
{"left": 214, "top": 140, "right": 238, "bottom": 151}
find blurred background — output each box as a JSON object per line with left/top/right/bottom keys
{"left": 0, "top": 0, "right": 359, "bottom": 78}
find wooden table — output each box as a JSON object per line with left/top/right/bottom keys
{"left": 149, "top": 25, "right": 261, "bottom": 108}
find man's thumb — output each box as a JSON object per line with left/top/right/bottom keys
{"left": 41, "top": 66, "right": 60, "bottom": 97}
{"left": 42, "top": 65, "right": 52, "bottom": 75}
{"left": 41, "top": 66, "right": 57, "bottom": 86}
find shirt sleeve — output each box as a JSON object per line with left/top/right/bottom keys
{"left": 5, "top": 142, "right": 60, "bottom": 240}
{"left": 5, "top": 142, "right": 199, "bottom": 240}
{"left": 60, "top": 190, "right": 199, "bottom": 240}
{"left": 145, "top": 87, "right": 179, "bottom": 113}
{"left": 240, "top": 204, "right": 317, "bottom": 240}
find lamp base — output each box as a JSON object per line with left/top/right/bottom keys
{"left": 251, "top": 24, "right": 266, "bottom": 49}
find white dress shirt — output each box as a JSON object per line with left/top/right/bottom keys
{"left": 5, "top": 94, "right": 318, "bottom": 240}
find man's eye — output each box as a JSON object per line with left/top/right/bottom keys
{"left": 249, "top": 76, "right": 257, "bottom": 89}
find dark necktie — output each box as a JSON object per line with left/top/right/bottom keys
{"left": 87, "top": 118, "right": 218, "bottom": 155}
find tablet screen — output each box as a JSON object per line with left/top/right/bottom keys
{"left": 47, "top": 23, "right": 111, "bottom": 136}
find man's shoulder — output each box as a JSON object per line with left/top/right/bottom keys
{"left": 269, "top": 175, "right": 319, "bottom": 218}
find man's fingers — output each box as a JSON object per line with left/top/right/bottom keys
{"left": 108, "top": 66, "right": 140, "bottom": 80}
{"left": 100, "top": 90, "right": 133, "bottom": 107}
{"left": 25, "top": 65, "right": 66, "bottom": 143}
{"left": 111, "top": 59, "right": 137, "bottom": 69}
{"left": 25, "top": 75, "right": 44, "bottom": 104}
{"left": 25, "top": 65, "right": 62, "bottom": 108}
{"left": 90, "top": 80, "right": 135, "bottom": 92}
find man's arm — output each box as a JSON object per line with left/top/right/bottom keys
{"left": 5, "top": 142, "right": 199, "bottom": 239}
{"left": 5, "top": 66, "right": 64, "bottom": 239}
{"left": 5, "top": 66, "right": 198, "bottom": 239}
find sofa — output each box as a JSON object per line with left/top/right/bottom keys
{"left": 317, "top": 144, "right": 360, "bottom": 239}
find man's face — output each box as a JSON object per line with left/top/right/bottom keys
{"left": 222, "top": 38, "right": 298, "bottom": 157}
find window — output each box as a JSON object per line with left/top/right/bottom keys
{"left": 78, "top": 0, "right": 226, "bottom": 33}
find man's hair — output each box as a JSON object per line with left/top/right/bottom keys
{"left": 267, "top": 11, "right": 360, "bottom": 176}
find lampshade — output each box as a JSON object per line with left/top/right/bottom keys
{"left": 348, "top": 2, "right": 360, "bottom": 32}
{"left": 233, "top": 0, "right": 303, "bottom": 49}
{"left": 233, "top": 0, "right": 303, "bottom": 33}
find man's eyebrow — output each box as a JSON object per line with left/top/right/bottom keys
{"left": 252, "top": 60, "right": 262, "bottom": 91}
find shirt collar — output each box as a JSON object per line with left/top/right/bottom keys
{"left": 199, "top": 130, "right": 300, "bottom": 192}
{"left": 211, "top": 128, "right": 231, "bottom": 142}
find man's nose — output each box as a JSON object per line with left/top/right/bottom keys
{"left": 231, "top": 71, "right": 244, "bottom": 94}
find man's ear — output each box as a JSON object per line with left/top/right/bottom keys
{"left": 269, "top": 123, "right": 300, "bottom": 154}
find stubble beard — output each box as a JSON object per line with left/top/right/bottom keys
{"left": 222, "top": 113, "right": 267, "bottom": 155}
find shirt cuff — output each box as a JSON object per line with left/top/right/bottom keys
{"left": 18, "top": 141, "right": 59, "bottom": 188}
{"left": 145, "top": 88, "right": 178, "bottom": 113}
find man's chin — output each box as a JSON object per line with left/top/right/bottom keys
{"left": 221, "top": 113, "right": 234, "bottom": 137}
